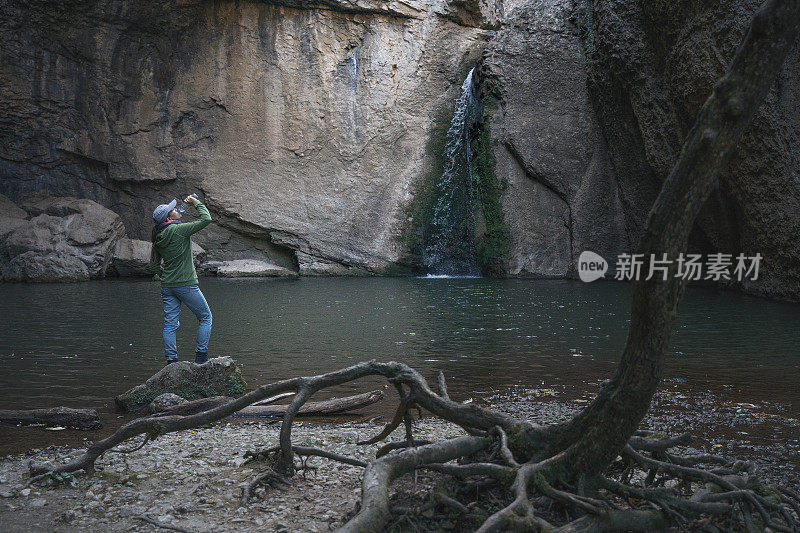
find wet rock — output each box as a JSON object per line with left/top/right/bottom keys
{"left": 0, "top": 197, "right": 124, "bottom": 282}
{"left": 110, "top": 238, "right": 153, "bottom": 277}
{"left": 114, "top": 356, "right": 247, "bottom": 412}
{"left": 0, "top": 406, "right": 102, "bottom": 430}
{"left": 214, "top": 259, "right": 298, "bottom": 278}
{"left": 148, "top": 393, "right": 188, "bottom": 414}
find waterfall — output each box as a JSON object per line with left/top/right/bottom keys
{"left": 423, "top": 68, "right": 482, "bottom": 277}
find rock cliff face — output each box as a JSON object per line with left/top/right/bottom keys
{"left": 1, "top": 0, "right": 797, "bottom": 300}
{"left": 0, "top": 0, "right": 496, "bottom": 274}
{"left": 479, "top": 0, "right": 798, "bottom": 300}
{"left": 482, "top": 0, "right": 628, "bottom": 278}
{"left": 579, "top": 0, "right": 800, "bottom": 300}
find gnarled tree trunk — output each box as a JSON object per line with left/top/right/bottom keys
{"left": 544, "top": 0, "right": 800, "bottom": 477}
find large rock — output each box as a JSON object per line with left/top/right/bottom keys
{"left": 111, "top": 238, "right": 153, "bottom": 277}
{"left": 0, "top": 194, "right": 28, "bottom": 242}
{"left": 214, "top": 259, "right": 299, "bottom": 278}
{"left": 114, "top": 356, "right": 247, "bottom": 413}
{"left": 296, "top": 251, "right": 371, "bottom": 276}
{"left": 111, "top": 238, "right": 207, "bottom": 277}
{"left": 476, "top": 0, "right": 800, "bottom": 299}
{"left": 147, "top": 393, "right": 188, "bottom": 414}
{"left": 1, "top": 197, "right": 125, "bottom": 282}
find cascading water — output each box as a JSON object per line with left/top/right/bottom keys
{"left": 423, "top": 68, "right": 482, "bottom": 277}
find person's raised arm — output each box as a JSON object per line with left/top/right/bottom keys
{"left": 174, "top": 196, "right": 212, "bottom": 237}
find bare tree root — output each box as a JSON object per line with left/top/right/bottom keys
{"left": 340, "top": 435, "right": 492, "bottom": 533}
{"left": 476, "top": 459, "right": 558, "bottom": 532}
{"left": 437, "top": 371, "right": 450, "bottom": 401}
{"left": 618, "top": 444, "right": 798, "bottom": 532}
{"left": 27, "top": 360, "right": 547, "bottom": 483}
{"left": 22, "top": 362, "right": 799, "bottom": 531}
{"left": 369, "top": 430, "right": 797, "bottom": 533}
{"left": 22, "top": 363, "right": 799, "bottom": 532}
{"left": 240, "top": 468, "right": 291, "bottom": 507}
{"left": 376, "top": 439, "right": 433, "bottom": 459}
{"left": 431, "top": 488, "right": 470, "bottom": 514}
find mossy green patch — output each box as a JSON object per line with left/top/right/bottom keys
{"left": 394, "top": 110, "right": 452, "bottom": 271}
{"left": 470, "top": 102, "right": 510, "bottom": 277}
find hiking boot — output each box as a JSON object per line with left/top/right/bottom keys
{"left": 194, "top": 351, "right": 209, "bottom": 364}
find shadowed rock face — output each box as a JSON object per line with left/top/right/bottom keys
{"left": 0, "top": 0, "right": 493, "bottom": 274}
{"left": 482, "top": 0, "right": 628, "bottom": 278}
{"left": 479, "top": 0, "right": 799, "bottom": 300}
{"left": 582, "top": 0, "right": 800, "bottom": 301}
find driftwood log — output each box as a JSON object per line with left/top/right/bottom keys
{"left": 0, "top": 407, "right": 102, "bottom": 430}
{"left": 153, "top": 390, "right": 384, "bottom": 418}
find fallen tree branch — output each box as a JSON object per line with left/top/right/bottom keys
{"left": 251, "top": 391, "right": 295, "bottom": 406}
{"left": 155, "top": 390, "right": 384, "bottom": 418}
{"left": 0, "top": 407, "right": 102, "bottom": 430}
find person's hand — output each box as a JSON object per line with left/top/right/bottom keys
{"left": 184, "top": 195, "right": 196, "bottom": 205}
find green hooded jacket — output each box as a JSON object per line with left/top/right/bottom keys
{"left": 149, "top": 201, "right": 212, "bottom": 287}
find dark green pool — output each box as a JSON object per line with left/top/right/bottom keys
{"left": 0, "top": 277, "right": 797, "bottom": 451}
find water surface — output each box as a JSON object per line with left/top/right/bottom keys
{"left": 0, "top": 278, "right": 797, "bottom": 451}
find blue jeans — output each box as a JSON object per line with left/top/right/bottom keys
{"left": 161, "top": 285, "right": 212, "bottom": 361}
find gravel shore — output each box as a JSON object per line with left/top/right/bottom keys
{"left": 1, "top": 389, "right": 797, "bottom": 532}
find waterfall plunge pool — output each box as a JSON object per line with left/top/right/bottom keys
{"left": 0, "top": 277, "right": 797, "bottom": 453}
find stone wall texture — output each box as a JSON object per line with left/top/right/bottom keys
{"left": 1, "top": 0, "right": 797, "bottom": 300}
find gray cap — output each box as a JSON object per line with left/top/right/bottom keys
{"left": 152, "top": 199, "right": 177, "bottom": 224}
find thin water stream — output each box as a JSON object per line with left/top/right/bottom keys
{"left": 423, "top": 68, "right": 482, "bottom": 275}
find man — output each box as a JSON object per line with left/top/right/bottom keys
{"left": 149, "top": 195, "right": 213, "bottom": 365}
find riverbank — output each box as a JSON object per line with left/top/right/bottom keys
{"left": 0, "top": 389, "right": 797, "bottom": 532}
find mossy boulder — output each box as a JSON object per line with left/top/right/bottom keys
{"left": 115, "top": 357, "right": 247, "bottom": 413}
